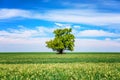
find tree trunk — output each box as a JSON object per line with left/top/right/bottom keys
{"left": 58, "top": 49, "right": 64, "bottom": 54}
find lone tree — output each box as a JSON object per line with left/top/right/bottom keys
{"left": 46, "top": 28, "right": 75, "bottom": 54}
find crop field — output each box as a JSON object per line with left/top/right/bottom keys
{"left": 0, "top": 52, "right": 120, "bottom": 80}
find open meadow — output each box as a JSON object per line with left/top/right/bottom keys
{"left": 0, "top": 52, "right": 120, "bottom": 80}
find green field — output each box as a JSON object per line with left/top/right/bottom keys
{"left": 0, "top": 52, "right": 120, "bottom": 80}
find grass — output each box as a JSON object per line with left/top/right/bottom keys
{"left": 0, "top": 52, "right": 120, "bottom": 64}
{"left": 0, "top": 52, "right": 120, "bottom": 80}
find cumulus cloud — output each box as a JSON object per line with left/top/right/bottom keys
{"left": 55, "top": 22, "right": 71, "bottom": 28}
{"left": 55, "top": 23, "right": 63, "bottom": 27}
{"left": 73, "top": 25, "right": 81, "bottom": 29}
{"left": 0, "top": 26, "right": 55, "bottom": 39}
{"left": 77, "top": 30, "right": 120, "bottom": 37}
{"left": 75, "top": 39, "right": 120, "bottom": 52}
{"left": 0, "top": 37, "right": 120, "bottom": 52}
{"left": 0, "top": 25, "right": 120, "bottom": 52}
{"left": 114, "top": 38, "right": 120, "bottom": 42}
{"left": 0, "top": 9, "right": 31, "bottom": 19}
{"left": 0, "top": 26, "right": 54, "bottom": 52}
{"left": 0, "top": 25, "right": 119, "bottom": 39}
{"left": 0, "top": 37, "right": 52, "bottom": 52}
{"left": 0, "top": 9, "right": 120, "bottom": 25}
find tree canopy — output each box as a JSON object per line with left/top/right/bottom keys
{"left": 46, "top": 28, "right": 75, "bottom": 54}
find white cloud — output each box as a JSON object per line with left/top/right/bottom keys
{"left": 0, "top": 26, "right": 119, "bottom": 41}
{"left": 77, "top": 30, "right": 120, "bottom": 37}
{"left": 0, "top": 9, "right": 31, "bottom": 19}
{"left": 0, "top": 37, "right": 120, "bottom": 52}
{"left": 0, "top": 9, "right": 120, "bottom": 25}
{"left": 0, "top": 26, "right": 55, "bottom": 39}
{"left": 55, "top": 23, "right": 63, "bottom": 27}
{"left": 114, "top": 38, "right": 120, "bottom": 42}
{"left": 105, "top": 38, "right": 111, "bottom": 41}
{"left": 55, "top": 22, "right": 71, "bottom": 28}
{"left": 73, "top": 25, "right": 81, "bottom": 29}
{"left": 0, "top": 37, "right": 52, "bottom": 52}
{"left": 0, "top": 26, "right": 120, "bottom": 52}
{"left": 1, "top": 24, "right": 83, "bottom": 40}
{"left": 75, "top": 39, "right": 120, "bottom": 52}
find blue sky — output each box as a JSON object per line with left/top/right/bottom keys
{"left": 0, "top": 0, "right": 120, "bottom": 52}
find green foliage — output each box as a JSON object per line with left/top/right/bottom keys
{"left": 0, "top": 53, "right": 120, "bottom": 64}
{"left": 0, "top": 53, "right": 120, "bottom": 80}
{"left": 0, "top": 63, "right": 120, "bottom": 80}
{"left": 46, "top": 28, "right": 75, "bottom": 53}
